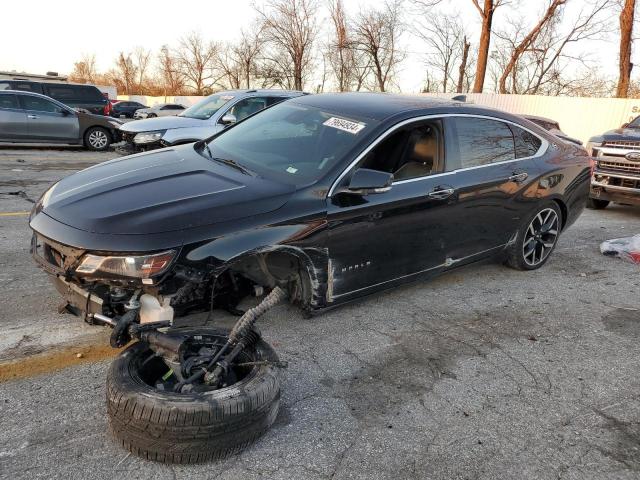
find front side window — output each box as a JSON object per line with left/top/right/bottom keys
{"left": 450, "top": 117, "right": 515, "bottom": 169}
{"left": 20, "top": 95, "right": 64, "bottom": 113}
{"left": 359, "top": 121, "right": 442, "bottom": 181}
{"left": 206, "top": 103, "right": 377, "bottom": 186}
{"left": 180, "top": 94, "right": 233, "bottom": 119}
{"left": 226, "top": 97, "right": 269, "bottom": 122}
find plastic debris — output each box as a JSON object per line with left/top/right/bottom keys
{"left": 600, "top": 235, "right": 640, "bottom": 264}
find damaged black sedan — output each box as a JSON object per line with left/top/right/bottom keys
{"left": 29, "top": 93, "right": 590, "bottom": 463}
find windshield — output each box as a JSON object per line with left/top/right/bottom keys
{"left": 628, "top": 116, "right": 640, "bottom": 128}
{"left": 205, "top": 103, "right": 378, "bottom": 186}
{"left": 180, "top": 94, "right": 234, "bottom": 120}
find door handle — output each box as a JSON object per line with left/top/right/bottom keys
{"left": 27, "top": 114, "right": 39, "bottom": 119}
{"left": 508, "top": 172, "right": 528, "bottom": 183}
{"left": 427, "top": 187, "right": 455, "bottom": 200}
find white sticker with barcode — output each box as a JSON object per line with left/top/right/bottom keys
{"left": 323, "top": 117, "right": 366, "bottom": 134}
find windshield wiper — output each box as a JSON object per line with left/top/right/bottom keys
{"left": 197, "top": 141, "right": 255, "bottom": 176}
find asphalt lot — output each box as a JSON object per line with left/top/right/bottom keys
{"left": 1, "top": 145, "right": 640, "bottom": 479}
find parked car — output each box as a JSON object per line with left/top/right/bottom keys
{"left": 522, "top": 115, "right": 582, "bottom": 146}
{"left": 586, "top": 117, "right": 640, "bottom": 209}
{"left": 133, "top": 103, "right": 185, "bottom": 119}
{"left": 0, "top": 80, "right": 111, "bottom": 116}
{"left": 29, "top": 93, "right": 590, "bottom": 462}
{"left": 111, "top": 101, "right": 147, "bottom": 118}
{"left": 0, "top": 91, "right": 122, "bottom": 150}
{"left": 119, "top": 89, "right": 304, "bottom": 152}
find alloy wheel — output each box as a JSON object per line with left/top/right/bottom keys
{"left": 522, "top": 208, "right": 559, "bottom": 267}
{"left": 89, "top": 130, "right": 108, "bottom": 149}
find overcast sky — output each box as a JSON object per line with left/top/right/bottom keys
{"left": 1, "top": 0, "right": 626, "bottom": 93}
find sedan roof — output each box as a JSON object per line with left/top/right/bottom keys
{"left": 290, "top": 92, "right": 461, "bottom": 121}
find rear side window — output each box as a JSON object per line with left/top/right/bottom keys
{"left": 450, "top": 117, "right": 515, "bottom": 169}
{"left": 0, "top": 94, "right": 19, "bottom": 109}
{"left": 511, "top": 125, "right": 542, "bottom": 158}
{"left": 46, "top": 85, "right": 77, "bottom": 99}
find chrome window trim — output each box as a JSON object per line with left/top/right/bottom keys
{"left": 328, "top": 113, "right": 549, "bottom": 197}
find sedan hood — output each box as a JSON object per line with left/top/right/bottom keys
{"left": 120, "top": 115, "right": 205, "bottom": 133}
{"left": 41, "top": 145, "right": 294, "bottom": 235}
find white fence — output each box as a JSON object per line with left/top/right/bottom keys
{"left": 118, "top": 92, "right": 640, "bottom": 145}
{"left": 422, "top": 93, "right": 640, "bottom": 145}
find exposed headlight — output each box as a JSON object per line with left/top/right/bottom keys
{"left": 133, "top": 131, "right": 164, "bottom": 144}
{"left": 75, "top": 250, "right": 176, "bottom": 280}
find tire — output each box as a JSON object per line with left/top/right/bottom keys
{"left": 505, "top": 202, "right": 563, "bottom": 271}
{"left": 84, "top": 127, "right": 111, "bottom": 151}
{"left": 106, "top": 327, "right": 281, "bottom": 464}
{"left": 586, "top": 197, "right": 609, "bottom": 210}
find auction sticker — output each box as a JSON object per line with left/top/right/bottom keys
{"left": 323, "top": 117, "right": 366, "bottom": 134}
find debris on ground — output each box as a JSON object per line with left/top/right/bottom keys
{"left": 600, "top": 235, "right": 640, "bottom": 264}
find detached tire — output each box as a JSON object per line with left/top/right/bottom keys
{"left": 106, "top": 327, "right": 281, "bottom": 464}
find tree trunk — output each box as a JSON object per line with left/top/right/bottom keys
{"left": 616, "top": 0, "right": 636, "bottom": 98}
{"left": 457, "top": 37, "right": 471, "bottom": 93}
{"left": 472, "top": 0, "right": 494, "bottom": 93}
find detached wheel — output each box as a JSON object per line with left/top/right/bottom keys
{"left": 84, "top": 127, "right": 111, "bottom": 151}
{"left": 505, "top": 202, "right": 562, "bottom": 271}
{"left": 587, "top": 197, "right": 609, "bottom": 210}
{"left": 106, "top": 327, "right": 281, "bottom": 464}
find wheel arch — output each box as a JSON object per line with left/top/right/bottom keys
{"left": 212, "top": 245, "right": 329, "bottom": 312}
{"left": 551, "top": 197, "right": 568, "bottom": 230}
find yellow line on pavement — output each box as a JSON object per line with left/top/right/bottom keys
{"left": 0, "top": 211, "right": 30, "bottom": 217}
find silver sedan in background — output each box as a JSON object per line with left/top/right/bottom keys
{"left": 133, "top": 103, "right": 186, "bottom": 119}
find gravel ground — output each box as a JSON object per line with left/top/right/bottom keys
{"left": 1, "top": 146, "right": 639, "bottom": 480}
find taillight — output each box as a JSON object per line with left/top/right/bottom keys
{"left": 104, "top": 102, "right": 112, "bottom": 115}
{"left": 589, "top": 158, "right": 596, "bottom": 176}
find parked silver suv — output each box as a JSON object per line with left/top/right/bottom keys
{"left": 118, "top": 89, "right": 305, "bottom": 152}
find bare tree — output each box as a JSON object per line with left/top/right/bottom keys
{"left": 133, "top": 47, "right": 152, "bottom": 91}
{"left": 353, "top": 0, "right": 405, "bottom": 92}
{"left": 472, "top": 0, "right": 506, "bottom": 92}
{"left": 497, "top": 0, "right": 568, "bottom": 93}
{"left": 235, "top": 25, "right": 264, "bottom": 89}
{"left": 158, "top": 45, "right": 185, "bottom": 95}
{"left": 255, "top": 0, "right": 318, "bottom": 91}
{"left": 68, "top": 54, "right": 98, "bottom": 84}
{"left": 176, "top": 32, "right": 220, "bottom": 95}
{"left": 111, "top": 52, "right": 138, "bottom": 94}
{"left": 216, "top": 44, "right": 243, "bottom": 89}
{"left": 616, "top": 0, "right": 636, "bottom": 97}
{"left": 326, "top": 0, "right": 356, "bottom": 92}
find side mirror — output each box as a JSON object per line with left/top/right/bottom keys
{"left": 220, "top": 114, "right": 237, "bottom": 126}
{"left": 339, "top": 168, "right": 393, "bottom": 195}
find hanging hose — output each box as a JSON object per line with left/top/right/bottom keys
{"left": 174, "top": 286, "right": 287, "bottom": 391}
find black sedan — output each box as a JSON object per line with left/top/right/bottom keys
{"left": 111, "top": 100, "right": 147, "bottom": 118}
{"left": 28, "top": 93, "right": 590, "bottom": 461}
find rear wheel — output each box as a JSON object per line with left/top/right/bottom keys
{"left": 106, "top": 327, "right": 281, "bottom": 464}
{"left": 84, "top": 127, "right": 111, "bottom": 151}
{"left": 586, "top": 197, "right": 609, "bottom": 210}
{"left": 505, "top": 203, "right": 562, "bottom": 271}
